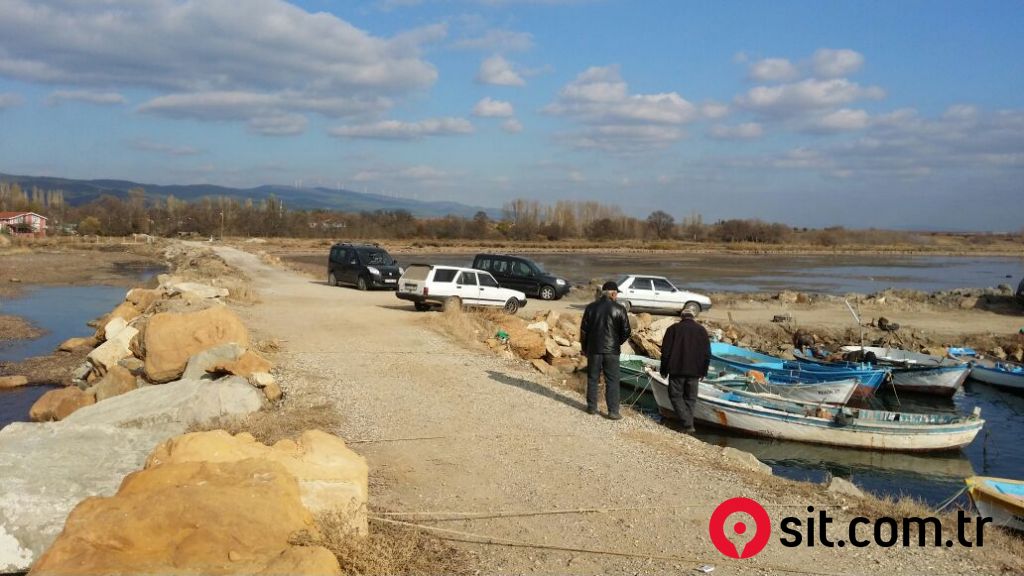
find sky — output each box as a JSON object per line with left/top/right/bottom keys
{"left": 0, "top": 0, "right": 1021, "bottom": 230}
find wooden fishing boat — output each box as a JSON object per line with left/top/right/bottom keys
{"left": 621, "top": 355, "right": 856, "bottom": 405}
{"left": 966, "top": 476, "right": 1024, "bottom": 532}
{"left": 712, "top": 342, "right": 886, "bottom": 399}
{"left": 837, "top": 346, "right": 969, "bottom": 397}
{"left": 626, "top": 363, "right": 984, "bottom": 452}
{"left": 967, "top": 357, "right": 1024, "bottom": 393}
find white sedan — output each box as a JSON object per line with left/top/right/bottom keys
{"left": 615, "top": 274, "right": 712, "bottom": 316}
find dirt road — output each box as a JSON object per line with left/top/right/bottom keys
{"left": 214, "top": 245, "right": 1019, "bottom": 575}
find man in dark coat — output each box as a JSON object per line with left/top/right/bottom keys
{"left": 580, "top": 281, "right": 632, "bottom": 419}
{"left": 658, "top": 309, "right": 710, "bottom": 432}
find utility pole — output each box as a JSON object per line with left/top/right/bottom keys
{"left": 220, "top": 211, "right": 225, "bottom": 241}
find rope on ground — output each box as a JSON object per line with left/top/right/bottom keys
{"left": 370, "top": 516, "right": 840, "bottom": 576}
{"left": 347, "top": 433, "right": 589, "bottom": 444}
{"left": 376, "top": 503, "right": 812, "bottom": 521}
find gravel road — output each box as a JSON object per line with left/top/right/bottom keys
{"left": 214, "top": 245, "right": 1019, "bottom": 576}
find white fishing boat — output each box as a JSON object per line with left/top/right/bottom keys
{"left": 631, "top": 366, "right": 984, "bottom": 452}
{"left": 838, "top": 346, "right": 969, "bottom": 397}
{"left": 621, "top": 355, "right": 856, "bottom": 405}
{"left": 966, "top": 476, "right": 1024, "bottom": 532}
{"left": 968, "top": 357, "right": 1024, "bottom": 393}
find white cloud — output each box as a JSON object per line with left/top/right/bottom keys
{"left": 502, "top": 118, "right": 523, "bottom": 133}
{"left": 812, "top": 49, "right": 865, "bottom": 78}
{"left": 452, "top": 29, "right": 534, "bottom": 52}
{"left": 568, "top": 170, "right": 585, "bottom": 182}
{"left": 0, "top": 92, "right": 22, "bottom": 109}
{"left": 477, "top": 55, "right": 525, "bottom": 86}
{"left": 330, "top": 117, "right": 474, "bottom": 140}
{"left": 46, "top": 90, "right": 125, "bottom": 106}
{"left": 749, "top": 58, "right": 799, "bottom": 82}
{"left": 247, "top": 114, "right": 309, "bottom": 136}
{"left": 708, "top": 122, "right": 764, "bottom": 140}
{"left": 128, "top": 139, "right": 202, "bottom": 157}
{"left": 737, "top": 78, "right": 885, "bottom": 116}
{"left": 545, "top": 65, "right": 697, "bottom": 150}
{"left": 942, "top": 104, "right": 979, "bottom": 121}
{"left": 808, "top": 108, "right": 870, "bottom": 133}
{"left": 700, "top": 101, "right": 730, "bottom": 119}
{"left": 472, "top": 97, "right": 515, "bottom": 117}
{"left": 0, "top": 0, "right": 441, "bottom": 132}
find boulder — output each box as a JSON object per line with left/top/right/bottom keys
{"left": 126, "top": 288, "right": 163, "bottom": 313}
{"left": 181, "top": 343, "right": 246, "bottom": 381}
{"left": 557, "top": 319, "right": 581, "bottom": 341}
{"left": 263, "top": 381, "right": 283, "bottom": 402}
{"left": 148, "top": 430, "right": 368, "bottom": 534}
{"left": 144, "top": 307, "right": 250, "bottom": 383}
{"left": 87, "top": 325, "right": 139, "bottom": 376}
{"left": 501, "top": 325, "right": 546, "bottom": 360}
{"left": 826, "top": 476, "right": 865, "bottom": 499}
{"left": 531, "top": 359, "right": 554, "bottom": 375}
{"left": 553, "top": 335, "right": 572, "bottom": 347}
{"left": 988, "top": 347, "right": 1008, "bottom": 360}
{"left": 29, "top": 388, "right": 96, "bottom": 422}
{"left": 544, "top": 339, "right": 562, "bottom": 359}
{"left": 64, "top": 376, "right": 264, "bottom": 430}
{"left": 57, "top": 337, "right": 96, "bottom": 352}
{"left": 95, "top": 302, "right": 142, "bottom": 340}
{"left": 0, "top": 422, "right": 183, "bottom": 573}
{"left": 720, "top": 447, "right": 772, "bottom": 475}
{"left": 248, "top": 372, "right": 276, "bottom": 388}
{"left": 0, "top": 375, "right": 28, "bottom": 389}
{"left": 775, "top": 291, "right": 799, "bottom": 303}
{"left": 30, "top": 458, "right": 340, "bottom": 576}
{"left": 635, "top": 313, "right": 653, "bottom": 330}
{"left": 103, "top": 317, "right": 129, "bottom": 341}
{"left": 118, "top": 356, "right": 146, "bottom": 376}
{"left": 526, "top": 321, "right": 549, "bottom": 334}
{"left": 212, "top": 350, "right": 274, "bottom": 378}
{"left": 167, "top": 281, "right": 230, "bottom": 300}
{"left": 91, "top": 365, "right": 139, "bottom": 402}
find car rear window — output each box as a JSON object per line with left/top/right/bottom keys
{"left": 402, "top": 264, "right": 430, "bottom": 281}
{"left": 432, "top": 268, "right": 458, "bottom": 283}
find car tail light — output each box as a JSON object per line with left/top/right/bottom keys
{"left": 423, "top": 286, "right": 429, "bottom": 296}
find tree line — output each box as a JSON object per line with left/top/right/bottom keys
{"left": 0, "top": 182, "right": 928, "bottom": 246}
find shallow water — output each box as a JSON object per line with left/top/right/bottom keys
{"left": 620, "top": 378, "right": 1023, "bottom": 507}
{"left": 0, "top": 269, "right": 162, "bottom": 429}
{"left": 394, "top": 252, "right": 1024, "bottom": 295}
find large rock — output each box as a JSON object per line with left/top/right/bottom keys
{"left": 95, "top": 302, "right": 142, "bottom": 340}
{"left": 0, "top": 376, "right": 28, "bottom": 389}
{"left": 144, "top": 307, "right": 250, "bottom": 382}
{"left": 91, "top": 365, "right": 138, "bottom": 402}
{"left": 29, "top": 388, "right": 96, "bottom": 422}
{"left": 64, "top": 376, "right": 264, "bottom": 430}
{"left": 181, "top": 343, "right": 246, "bottom": 381}
{"left": 148, "top": 430, "right": 369, "bottom": 535}
{"left": 126, "top": 288, "right": 163, "bottom": 313}
{"left": 212, "top": 350, "right": 274, "bottom": 379}
{"left": 87, "top": 325, "right": 138, "bottom": 376}
{"left": 826, "top": 476, "right": 864, "bottom": 499}
{"left": 721, "top": 447, "right": 772, "bottom": 475}
{"left": 57, "top": 337, "right": 96, "bottom": 352}
{"left": 0, "top": 422, "right": 179, "bottom": 573}
{"left": 30, "top": 459, "right": 340, "bottom": 576}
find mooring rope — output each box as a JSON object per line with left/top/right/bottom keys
{"left": 933, "top": 485, "right": 969, "bottom": 513}
{"left": 370, "top": 516, "right": 840, "bottom": 576}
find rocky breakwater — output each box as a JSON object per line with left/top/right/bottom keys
{"left": 0, "top": 256, "right": 278, "bottom": 572}
{"left": 30, "top": 429, "right": 367, "bottom": 576}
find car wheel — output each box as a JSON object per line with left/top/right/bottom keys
{"left": 683, "top": 301, "right": 701, "bottom": 317}
{"left": 503, "top": 298, "right": 520, "bottom": 315}
{"left": 539, "top": 285, "right": 556, "bottom": 300}
{"left": 443, "top": 296, "right": 462, "bottom": 312}
{"left": 621, "top": 299, "right": 632, "bottom": 312}
{"left": 356, "top": 275, "right": 369, "bottom": 291}
{"left": 328, "top": 272, "right": 338, "bottom": 287}
{"left": 414, "top": 302, "right": 430, "bottom": 312}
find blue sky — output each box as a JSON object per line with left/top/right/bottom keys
{"left": 0, "top": 0, "right": 1021, "bottom": 230}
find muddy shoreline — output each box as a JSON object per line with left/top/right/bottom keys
{"left": 0, "top": 241, "right": 165, "bottom": 298}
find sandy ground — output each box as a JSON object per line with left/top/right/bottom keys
{"left": 214, "top": 244, "right": 1021, "bottom": 576}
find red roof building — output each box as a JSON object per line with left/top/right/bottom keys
{"left": 0, "top": 212, "right": 48, "bottom": 237}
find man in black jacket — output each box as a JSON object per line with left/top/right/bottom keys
{"left": 580, "top": 281, "right": 632, "bottom": 419}
{"left": 659, "top": 309, "right": 710, "bottom": 432}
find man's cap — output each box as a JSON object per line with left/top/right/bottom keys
{"left": 680, "top": 309, "right": 696, "bottom": 318}
{"left": 601, "top": 281, "right": 618, "bottom": 291}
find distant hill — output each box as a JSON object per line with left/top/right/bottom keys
{"left": 0, "top": 172, "right": 497, "bottom": 218}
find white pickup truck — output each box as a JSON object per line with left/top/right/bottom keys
{"left": 396, "top": 264, "right": 528, "bottom": 314}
